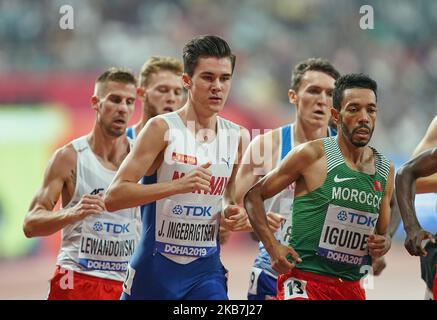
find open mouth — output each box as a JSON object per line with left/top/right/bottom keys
{"left": 162, "top": 107, "right": 173, "bottom": 113}
{"left": 313, "top": 110, "right": 325, "bottom": 117}
{"left": 114, "top": 119, "right": 126, "bottom": 125}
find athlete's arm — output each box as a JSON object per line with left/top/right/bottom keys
{"left": 244, "top": 140, "right": 323, "bottom": 273}
{"left": 221, "top": 127, "right": 252, "bottom": 232}
{"left": 235, "top": 131, "right": 274, "bottom": 204}
{"left": 413, "top": 116, "right": 437, "bottom": 193}
{"left": 395, "top": 148, "right": 437, "bottom": 256}
{"left": 368, "top": 163, "right": 395, "bottom": 259}
{"left": 235, "top": 129, "right": 284, "bottom": 233}
{"left": 372, "top": 193, "right": 402, "bottom": 276}
{"left": 105, "top": 117, "right": 212, "bottom": 212}
{"left": 388, "top": 193, "right": 401, "bottom": 239}
{"left": 23, "top": 145, "right": 105, "bottom": 237}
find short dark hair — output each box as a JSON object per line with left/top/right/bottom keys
{"left": 96, "top": 67, "right": 137, "bottom": 86}
{"left": 291, "top": 58, "right": 340, "bottom": 91}
{"left": 183, "top": 35, "right": 236, "bottom": 77}
{"left": 332, "top": 73, "right": 377, "bottom": 111}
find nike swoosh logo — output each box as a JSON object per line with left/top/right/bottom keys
{"left": 333, "top": 175, "right": 356, "bottom": 183}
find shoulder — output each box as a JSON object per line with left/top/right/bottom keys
{"left": 413, "top": 116, "right": 437, "bottom": 156}
{"left": 249, "top": 127, "right": 281, "bottom": 152}
{"left": 46, "top": 143, "right": 77, "bottom": 178}
{"left": 143, "top": 116, "right": 170, "bottom": 134}
{"left": 285, "top": 138, "right": 325, "bottom": 162}
{"left": 54, "top": 143, "right": 77, "bottom": 166}
{"left": 302, "top": 138, "right": 325, "bottom": 157}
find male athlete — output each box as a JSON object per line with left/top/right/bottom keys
{"left": 127, "top": 56, "right": 184, "bottom": 140}
{"left": 105, "top": 35, "right": 250, "bottom": 300}
{"left": 244, "top": 73, "right": 394, "bottom": 300}
{"left": 395, "top": 116, "right": 437, "bottom": 300}
{"left": 23, "top": 68, "right": 141, "bottom": 299}
{"left": 126, "top": 55, "right": 230, "bottom": 244}
{"left": 235, "top": 58, "right": 340, "bottom": 300}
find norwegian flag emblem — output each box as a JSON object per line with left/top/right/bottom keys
{"left": 373, "top": 180, "right": 382, "bottom": 192}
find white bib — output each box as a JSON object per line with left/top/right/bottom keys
{"left": 317, "top": 204, "right": 377, "bottom": 266}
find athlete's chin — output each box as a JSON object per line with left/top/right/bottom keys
{"left": 351, "top": 139, "right": 369, "bottom": 147}
{"left": 206, "top": 104, "right": 223, "bottom": 113}
{"left": 109, "top": 128, "right": 125, "bottom": 137}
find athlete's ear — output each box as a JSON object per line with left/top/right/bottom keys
{"left": 182, "top": 73, "right": 192, "bottom": 90}
{"left": 288, "top": 89, "right": 297, "bottom": 105}
{"left": 137, "top": 87, "right": 145, "bottom": 98}
{"left": 330, "top": 107, "right": 339, "bottom": 126}
{"left": 91, "top": 96, "right": 99, "bottom": 110}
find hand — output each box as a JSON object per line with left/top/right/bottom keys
{"left": 176, "top": 162, "right": 212, "bottom": 194}
{"left": 68, "top": 194, "right": 105, "bottom": 223}
{"left": 269, "top": 243, "right": 302, "bottom": 275}
{"left": 266, "top": 212, "right": 285, "bottom": 232}
{"left": 372, "top": 256, "right": 387, "bottom": 276}
{"left": 368, "top": 234, "right": 391, "bottom": 259}
{"left": 404, "top": 227, "right": 436, "bottom": 256}
{"left": 222, "top": 205, "right": 250, "bottom": 231}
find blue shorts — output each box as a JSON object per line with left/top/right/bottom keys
{"left": 121, "top": 252, "right": 228, "bottom": 300}
{"left": 247, "top": 267, "right": 277, "bottom": 300}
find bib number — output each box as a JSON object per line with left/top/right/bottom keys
{"left": 284, "top": 278, "right": 308, "bottom": 300}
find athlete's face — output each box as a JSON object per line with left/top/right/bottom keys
{"left": 183, "top": 57, "right": 233, "bottom": 115}
{"left": 142, "top": 70, "right": 184, "bottom": 118}
{"left": 333, "top": 88, "right": 377, "bottom": 147}
{"left": 93, "top": 81, "right": 136, "bottom": 137}
{"left": 289, "top": 70, "right": 335, "bottom": 128}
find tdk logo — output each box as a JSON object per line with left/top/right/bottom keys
{"left": 172, "top": 205, "right": 212, "bottom": 217}
{"left": 92, "top": 221, "right": 103, "bottom": 232}
{"left": 92, "top": 221, "right": 130, "bottom": 233}
{"left": 337, "top": 211, "right": 348, "bottom": 221}
{"left": 337, "top": 211, "right": 377, "bottom": 227}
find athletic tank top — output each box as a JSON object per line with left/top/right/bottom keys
{"left": 139, "top": 112, "right": 240, "bottom": 264}
{"left": 126, "top": 126, "right": 136, "bottom": 140}
{"left": 56, "top": 136, "right": 141, "bottom": 281}
{"left": 253, "top": 125, "right": 337, "bottom": 278}
{"left": 291, "top": 136, "right": 391, "bottom": 281}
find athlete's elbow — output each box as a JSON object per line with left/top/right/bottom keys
{"left": 103, "top": 192, "right": 118, "bottom": 212}
{"left": 23, "top": 218, "right": 36, "bottom": 238}
{"left": 395, "top": 166, "right": 412, "bottom": 189}
{"left": 243, "top": 186, "right": 260, "bottom": 213}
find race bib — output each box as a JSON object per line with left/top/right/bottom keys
{"left": 283, "top": 278, "right": 308, "bottom": 300}
{"left": 317, "top": 204, "right": 377, "bottom": 266}
{"left": 78, "top": 214, "right": 138, "bottom": 272}
{"left": 155, "top": 199, "right": 220, "bottom": 258}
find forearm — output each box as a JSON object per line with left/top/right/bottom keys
{"left": 105, "top": 180, "right": 180, "bottom": 212}
{"left": 244, "top": 188, "right": 277, "bottom": 252}
{"left": 395, "top": 169, "right": 422, "bottom": 231}
{"left": 388, "top": 194, "right": 401, "bottom": 238}
{"left": 415, "top": 175, "right": 437, "bottom": 194}
{"left": 23, "top": 208, "right": 73, "bottom": 238}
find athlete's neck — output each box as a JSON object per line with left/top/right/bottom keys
{"left": 132, "top": 104, "right": 153, "bottom": 137}
{"left": 89, "top": 125, "right": 129, "bottom": 168}
{"left": 336, "top": 132, "right": 370, "bottom": 165}
{"left": 293, "top": 120, "right": 329, "bottom": 145}
{"left": 178, "top": 103, "right": 218, "bottom": 139}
